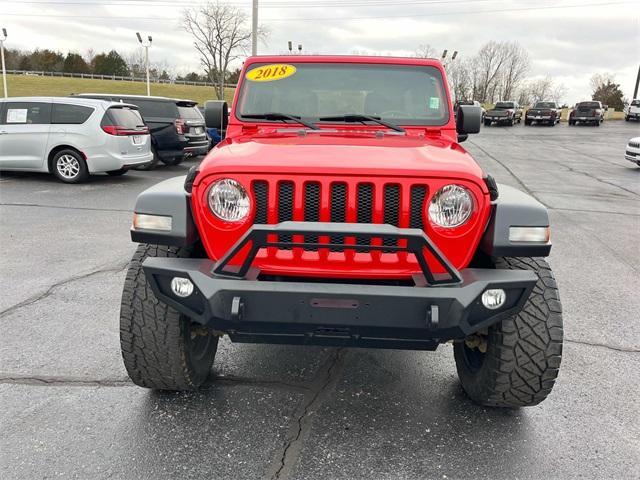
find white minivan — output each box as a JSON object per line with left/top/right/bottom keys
{"left": 0, "top": 97, "right": 153, "bottom": 183}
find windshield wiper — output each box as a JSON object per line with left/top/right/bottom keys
{"left": 318, "top": 114, "right": 405, "bottom": 133}
{"left": 242, "top": 112, "right": 320, "bottom": 130}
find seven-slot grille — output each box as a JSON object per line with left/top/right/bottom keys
{"left": 252, "top": 180, "right": 428, "bottom": 252}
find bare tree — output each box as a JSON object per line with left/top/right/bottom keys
{"left": 498, "top": 41, "right": 530, "bottom": 100}
{"left": 447, "top": 58, "right": 472, "bottom": 102}
{"left": 551, "top": 82, "right": 567, "bottom": 105}
{"left": 183, "top": 1, "right": 258, "bottom": 99}
{"left": 474, "top": 41, "right": 510, "bottom": 103}
{"left": 414, "top": 44, "right": 436, "bottom": 59}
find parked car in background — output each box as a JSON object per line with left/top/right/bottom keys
{"left": 0, "top": 97, "right": 152, "bottom": 183}
{"left": 524, "top": 101, "right": 561, "bottom": 126}
{"left": 625, "top": 137, "right": 640, "bottom": 167}
{"left": 484, "top": 101, "right": 522, "bottom": 126}
{"left": 73, "top": 94, "right": 209, "bottom": 167}
{"left": 569, "top": 101, "right": 604, "bottom": 126}
{"left": 624, "top": 99, "right": 640, "bottom": 121}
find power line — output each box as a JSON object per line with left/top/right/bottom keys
{"left": 0, "top": 1, "right": 631, "bottom": 22}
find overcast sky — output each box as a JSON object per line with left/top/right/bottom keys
{"left": 1, "top": 0, "right": 638, "bottom": 103}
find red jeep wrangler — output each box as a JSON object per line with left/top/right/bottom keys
{"left": 120, "top": 56, "right": 563, "bottom": 407}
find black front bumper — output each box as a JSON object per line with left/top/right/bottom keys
{"left": 141, "top": 222, "right": 537, "bottom": 350}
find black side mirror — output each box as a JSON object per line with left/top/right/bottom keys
{"left": 456, "top": 105, "right": 481, "bottom": 143}
{"left": 204, "top": 100, "right": 229, "bottom": 135}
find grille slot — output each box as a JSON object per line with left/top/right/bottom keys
{"left": 304, "top": 182, "right": 321, "bottom": 250}
{"left": 356, "top": 184, "right": 373, "bottom": 250}
{"left": 330, "top": 183, "right": 347, "bottom": 250}
{"left": 278, "top": 181, "right": 294, "bottom": 248}
{"left": 409, "top": 185, "right": 427, "bottom": 230}
{"left": 383, "top": 184, "right": 401, "bottom": 251}
{"left": 253, "top": 181, "right": 268, "bottom": 224}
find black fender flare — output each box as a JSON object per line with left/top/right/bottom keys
{"left": 480, "top": 184, "right": 551, "bottom": 257}
{"left": 130, "top": 175, "right": 199, "bottom": 247}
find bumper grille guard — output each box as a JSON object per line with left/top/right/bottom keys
{"left": 212, "top": 221, "right": 463, "bottom": 286}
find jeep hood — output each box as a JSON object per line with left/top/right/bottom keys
{"left": 197, "top": 132, "right": 485, "bottom": 185}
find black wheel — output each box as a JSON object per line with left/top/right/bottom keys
{"left": 454, "top": 257, "right": 563, "bottom": 407}
{"left": 106, "top": 168, "right": 128, "bottom": 176}
{"left": 595, "top": 120, "right": 600, "bottom": 126}
{"left": 51, "top": 149, "right": 89, "bottom": 183}
{"left": 625, "top": 116, "right": 629, "bottom": 121}
{"left": 568, "top": 120, "right": 575, "bottom": 126}
{"left": 120, "top": 244, "right": 219, "bottom": 390}
{"left": 524, "top": 119, "right": 531, "bottom": 126}
{"left": 508, "top": 119, "right": 515, "bottom": 126}
{"left": 160, "top": 155, "right": 185, "bottom": 166}
{"left": 484, "top": 120, "right": 491, "bottom": 126}
{"left": 136, "top": 146, "right": 160, "bottom": 171}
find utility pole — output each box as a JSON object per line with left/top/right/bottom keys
{"left": 0, "top": 28, "right": 7, "bottom": 98}
{"left": 633, "top": 64, "right": 640, "bottom": 100}
{"left": 136, "top": 32, "right": 152, "bottom": 96}
{"left": 251, "top": 0, "right": 258, "bottom": 56}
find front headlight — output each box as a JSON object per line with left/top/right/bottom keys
{"left": 428, "top": 184, "right": 474, "bottom": 228}
{"left": 208, "top": 178, "right": 251, "bottom": 222}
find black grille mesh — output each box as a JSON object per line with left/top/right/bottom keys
{"left": 330, "top": 183, "right": 347, "bottom": 250}
{"left": 278, "top": 182, "right": 294, "bottom": 248}
{"left": 252, "top": 181, "right": 268, "bottom": 224}
{"left": 356, "top": 184, "right": 373, "bottom": 249}
{"left": 304, "top": 182, "right": 320, "bottom": 250}
{"left": 383, "top": 184, "right": 401, "bottom": 251}
{"left": 409, "top": 185, "right": 427, "bottom": 230}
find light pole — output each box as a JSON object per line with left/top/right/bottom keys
{"left": 251, "top": 0, "right": 258, "bottom": 56}
{"left": 1, "top": 28, "right": 7, "bottom": 98}
{"left": 136, "top": 32, "right": 152, "bottom": 96}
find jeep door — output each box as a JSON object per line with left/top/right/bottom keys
{"left": 0, "top": 101, "right": 52, "bottom": 170}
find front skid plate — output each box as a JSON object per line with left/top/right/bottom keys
{"left": 142, "top": 258, "right": 537, "bottom": 349}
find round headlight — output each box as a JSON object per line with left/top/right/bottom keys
{"left": 208, "top": 179, "right": 250, "bottom": 222}
{"left": 428, "top": 184, "right": 474, "bottom": 228}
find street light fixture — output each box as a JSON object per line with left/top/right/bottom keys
{"left": 1, "top": 28, "right": 7, "bottom": 98}
{"left": 136, "top": 32, "right": 152, "bottom": 96}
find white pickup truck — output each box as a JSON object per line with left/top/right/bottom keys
{"left": 624, "top": 99, "right": 640, "bottom": 121}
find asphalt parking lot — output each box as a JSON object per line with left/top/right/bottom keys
{"left": 1, "top": 121, "right": 639, "bottom": 479}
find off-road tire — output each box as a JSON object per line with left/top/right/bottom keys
{"left": 120, "top": 243, "right": 219, "bottom": 390}
{"left": 454, "top": 257, "right": 563, "bottom": 407}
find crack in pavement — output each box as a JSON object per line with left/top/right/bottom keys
{"left": 565, "top": 338, "right": 640, "bottom": 353}
{"left": 0, "top": 373, "right": 313, "bottom": 391}
{"left": 0, "top": 261, "right": 130, "bottom": 318}
{"left": 554, "top": 161, "right": 640, "bottom": 198}
{"left": 266, "top": 348, "right": 346, "bottom": 480}
{"left": 1, "top": 202, "right": 133, "bottom": 213}
{"left": 0, "top": 374, "right": 133, "bottom": 387}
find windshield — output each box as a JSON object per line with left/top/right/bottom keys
{"left": 534, "top": 102, "right": 555, "bottom": 108}
{"left": 237, "top": 62, "right": 449, "bottom": 126}
{"left": 577, "top": 102, "right": 600, "bottom": 108}
{"left": 631, "top": 100, "right": 640, "bottom": 106}
{"left": 494, "top": 102, "right": 515, "bottom": 109}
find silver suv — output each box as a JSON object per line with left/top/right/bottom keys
{"left": 0, "top": 97, "right": 153, "bottom": 183}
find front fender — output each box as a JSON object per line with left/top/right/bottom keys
{"left": 130, "top": 176, "right": 199, "bottom": 247}
{"left": 480, "top": 184, "right": 551, "bottom": 257}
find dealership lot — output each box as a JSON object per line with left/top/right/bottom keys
{"left": 1, "top": 122, "right": 639, "bottom": 479}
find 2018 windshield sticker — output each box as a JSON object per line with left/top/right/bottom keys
{"left": 246, "top": 64, "right": 297, "bottom": 82}
{"left": 429, "top": 97, "right": 440, "bottom": 109}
